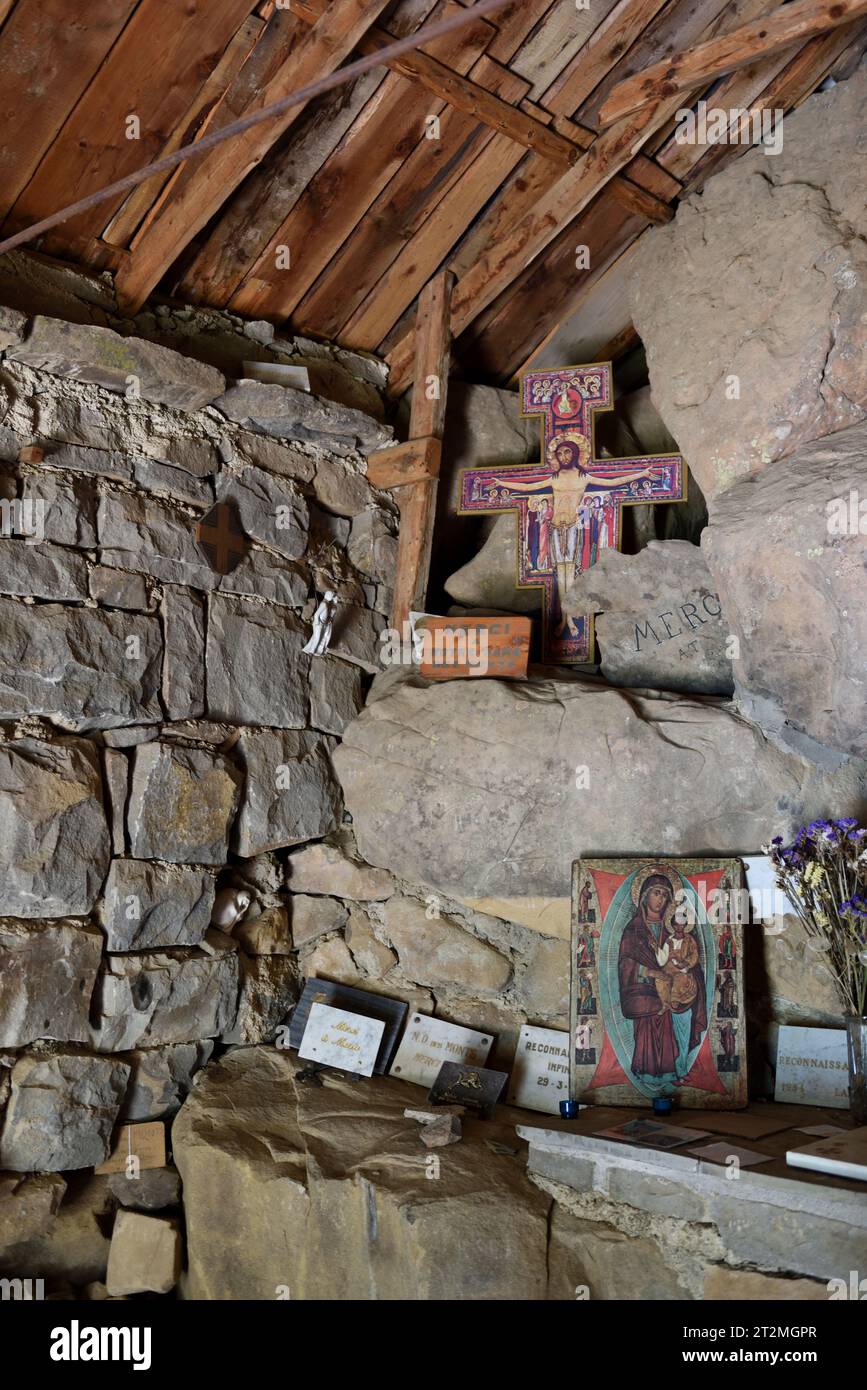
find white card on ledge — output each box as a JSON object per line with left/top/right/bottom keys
{"left": 298, "top": 1002, "right": 384, "bottom": 1076}
{"left": 389, "top": 1013, "right": 493, "bottom": 1088}
{"left": 509, "top": 1024, "right": 571, "bottom": 1114}
{"left": 774, "top": 1025, "right": 849, "bottom": 1109}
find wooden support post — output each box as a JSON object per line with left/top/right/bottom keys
{"left": 384, "top": 270, "right": 455, "bottom": 629}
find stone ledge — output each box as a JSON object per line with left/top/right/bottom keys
{"left": 519, "top": 1125, "right": 867, "bottom": 1282}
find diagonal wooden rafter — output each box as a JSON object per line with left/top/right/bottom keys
{"left": 290, "top": 0, "right": 578, "bottom": 166}
{"left": 112, "top": 0, "right": 398, "bottom": 314}
{"left": 598, "top": 0, "right": 867, "bottom": 125}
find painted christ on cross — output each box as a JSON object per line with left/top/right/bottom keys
{"left": 457, "top": 363, "right": 686, "bottom": 664}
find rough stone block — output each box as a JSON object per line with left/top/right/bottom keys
{"left": 120, "top": 1043, "right": 214, "bottom": 1121}
{"left": 221, "top": 954, "right": 299, "bottom": 1044}
{"left": 290, "top": 894, "right": 348, "bottom": 948}
{"left": 0, "top": 737, "right": 109, "bottom": 916}
{"left": 89, "top": 566, "right": 151, "bottom": 611}
{"left": 206, "top": 594, "right": 309, "bottom": 728}
{"left": 309, "top": 654, "right": 363, "bottom": 734}
{"left": 0, "top": 538, "right": 89, "bottom": 600}
{"left": 380, "top": 896, "right": 511, "bottom": 995}
{"left": 232, "top": 728, "right": 341, "bottom": 856}
{"left": 20, "top": 471, "right": 98, "bottom": 548}
{"left": 0, "top": 918, "right": 103, "bottom": 1045}
{"left": 0, "top": 598, "right": 162, "bottom": 730}
{"left": 216, "top": 463, "right": 308, "bottom": 560}
{"left": 0, "top": 1053, "right": 130, "bottom": 1172}
{"left": 285, "top": 836, "right": 394, "bottom": 900}
{"left": 214, "top": 380, "right": 391, "bottom": 454}
{"left": 127, "top": 742, "right": 242, "bottom": 865}
{"left": 161, "top": 585, "right": 206, "bottom": 720}
{"left": 93, "top": 948, "right": 240, "bottom": 1050}
{"left": 106, "top": 1211, "right": 181, "bottom": 1295}
{"left": 100, "top": 859, "right": 216, "bottom": 951}
{"left": 10, "top": 317, "right": 225, "bottom": 411}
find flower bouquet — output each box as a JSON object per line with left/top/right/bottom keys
{"left": 765, "top": 818, "right": 867, "bottom": 1122}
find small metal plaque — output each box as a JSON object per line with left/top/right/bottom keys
{"left": 390, "top": 1013, "right": 493, "bottom": 1088}
{"left": 289, "top": 978, "right": 407, "bottom": 1074}
{"left": 508, "top": 1024, "right": 570, "bottom": 1114}
{"left": 428, "top": 1061, "right": 508, "bottom": 1117}
{"left": 298, "top": 1003, "right": 385, "bottom": 1077}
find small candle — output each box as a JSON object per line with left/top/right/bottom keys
{"left": 652, "top": 1096, "right": 673, "bottom": 1116}
{"left": 559, "top": 1100, "right": 579, "bottom": 1119}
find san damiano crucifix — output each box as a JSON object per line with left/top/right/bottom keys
{"left": 458, "top": 363, "right": 686, "bottom": 665}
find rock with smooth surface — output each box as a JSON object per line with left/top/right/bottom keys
{"left": 567, "top": 539, "right": 733, "bottom": 695}
{"left": 0, "top": 1053, "right": 130, "bottom": 1172}
{"left": 0, "top": 738, "right": 110, "bottom": 916}
{"left": 106, "top": 1210, "right": 181, "bottom": 1295}
{"left": 701, "top": 422, "right": 867, "bottom": 758}
{"left": 127, "top": 742, "right": 242, "bottom": 865}
{"left": 290, "top": 894, "right": 348, "bottom": 948}
{"left": 445, "top": 513, "right": 541, "bottom": 614}
{"left": 309, "top": 655, "right": 363, "bottom": 734}
{"left": 631, "top": 71, "right": 867, "bottom": 501}
{"left": 335, "top": 673, "right": 867, "bottom": 898}
{"left": 172, "top": 1047, "right": 550, "bottom": 1300}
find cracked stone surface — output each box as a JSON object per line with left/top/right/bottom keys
{"left": 334, "top": 671, "right": 867, "bottom": 898}
{"left": 702, "top": 419, "right": 867, "bottom": 760}
{"left": 172, "top": 1046, "right": 551, "bottom": 1299}
{"left": 631, "top": 69, "right": 867, "bottom": 501}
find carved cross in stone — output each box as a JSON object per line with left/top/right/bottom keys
{"left": 458, "top": 363, "right": 686, "bottom": 665}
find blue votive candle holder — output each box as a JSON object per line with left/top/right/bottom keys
{"left": 652, "top": 1096, "right": 673, "bottom": 1117}
{"left": 559, "top": 1100, "right": 579, "bottom": 1119}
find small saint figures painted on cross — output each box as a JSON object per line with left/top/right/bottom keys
{"left": 457, "top": 363, "right": 686, "bottom": 664}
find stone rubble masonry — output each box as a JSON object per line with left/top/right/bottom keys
{"left": 9, "top": 317, "right": 226, "bottom": 411}
{"left": 0, "top": 285, "right": 398, "bottom": 1179}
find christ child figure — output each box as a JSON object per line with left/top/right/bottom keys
{"left": 652, "top": 920, "right": 699, "bottom": 1014}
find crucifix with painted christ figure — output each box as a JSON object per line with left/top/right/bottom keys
{"left": 457, "top": 364, "right": 686, "bottom": 665}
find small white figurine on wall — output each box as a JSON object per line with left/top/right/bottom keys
{"left": 211, "top": 886, "right": 251, "bottom": 933}
{"left": 303, "top": 589, "right": 337, "bottom": 656}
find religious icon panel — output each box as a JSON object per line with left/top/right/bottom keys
{"left": 570, "top": 857, "right": 748, "bottom": 1109}
{"left": 457, "top": 363, "right": 686, "bottom": 665}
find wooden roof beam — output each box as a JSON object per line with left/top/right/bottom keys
{"left": 290, "top": 0, "right": 577, "bottom": 168}
{"left": 113, "top": 0, "right": 396, "bottom": 315}
{"left": 599, "top": 0, "right": 867, "bottom": 125}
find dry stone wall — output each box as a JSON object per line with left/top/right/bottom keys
{"left": 0, "top": 290, "right": 403, "bottom": 1174}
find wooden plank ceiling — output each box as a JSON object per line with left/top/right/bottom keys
{"left": 0, "top": 0, "right": 864, "bottom": 394}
